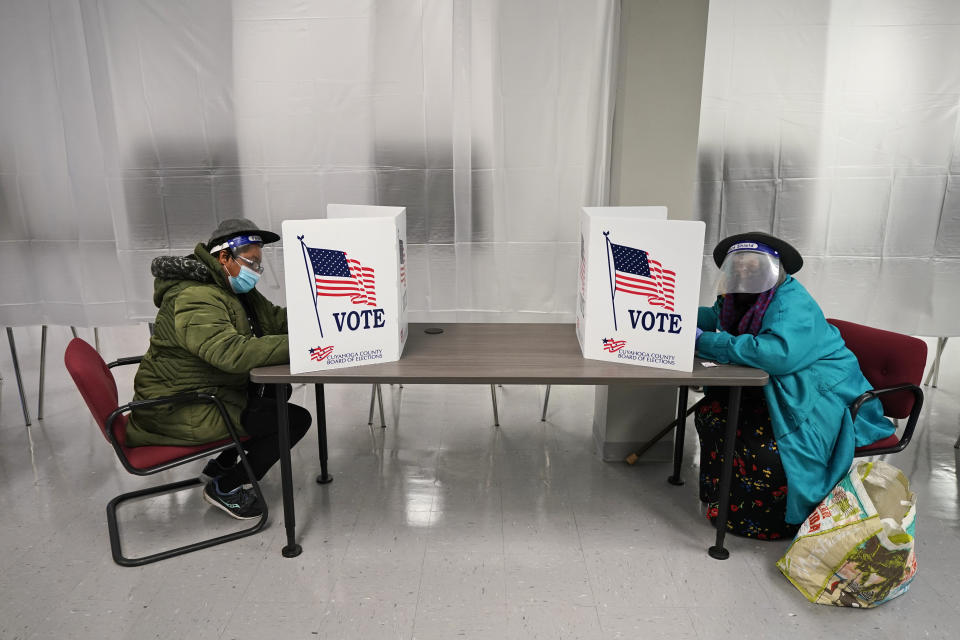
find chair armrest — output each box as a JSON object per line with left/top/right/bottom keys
{"left": 121, "top": 391, "right": 206, "bottom": 411}
{"left": 105, "top": 391, "right": 247, "bottom": 475}
{"left": 851, "top": 384, "right": 924, "bottom": 450}
{"left": 107, "top": 356, "right": 143, "bottom": 369}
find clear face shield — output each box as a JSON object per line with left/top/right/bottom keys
{"left": 230, "top": 246, "right": 264, "bottom": 274}
{"left": 717, "top": 246, "right": 781, "bottom": 295}
{"left": 210, "top": 234, "right": 265, "bottom": 273}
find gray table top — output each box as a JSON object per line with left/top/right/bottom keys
{"left": 251, "top": 323, "right": 768, "bottom": 386}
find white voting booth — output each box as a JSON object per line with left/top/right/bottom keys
{"left": 576, "top": 207, "right": 705, "bottom": 372}
{"left": 282, "top": 205, "right": 409, "bottom": 374}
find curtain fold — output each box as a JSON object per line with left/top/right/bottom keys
{"left": 0, "top": 0, "right": 123, "bottom": 327}
{"left": 696, "top": 0, "right": 960, "bottom": 336}
{"left": 0, "top": 0, "right": 618, "bottom": 327}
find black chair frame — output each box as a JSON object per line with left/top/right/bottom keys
{"left": 103, "top": 357, "right": 267, "bottom": 567}
{"left": 850, "top": 383, "right": 924, "bottom": 457}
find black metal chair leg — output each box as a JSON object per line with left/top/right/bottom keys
{"left": 667, "top": 386, "right": 689, "bottom": 485}
{"left": 709, "top": 386, "right": 741, "bottom": 560}
{"left": 106, "top": 476, "right": 268, "bottom": 567}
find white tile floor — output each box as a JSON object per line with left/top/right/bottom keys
{"left": 1, "top": 324, "right": 958, "bottom": 639}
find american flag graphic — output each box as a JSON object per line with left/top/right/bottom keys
{"left": 309, "top": 345, "right": 334, "bottom": 362}
{"left": 609, "top": 242, "right": 676, "bottom": 312}
{"left": 398, "top": 238, "right": 406, "bottom": 287}
{"left": 306, "top": 246, "right": 377, "bottom": 306}
{"left": 602, "top": 338, "right": 627, "bottom": 353}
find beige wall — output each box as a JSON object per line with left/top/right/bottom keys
{"left": 594, "top": 1, "right": 710, "bottom": 461}
{"left": 610, "top": 0, "right": 709, "bottom": 220}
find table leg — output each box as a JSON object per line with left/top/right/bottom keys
{"left": 367, "top": 384, "right": 377, "bottom": 425}
{"left": 923, "top": 337, "right": 948, "bottom": 388}
{"left": 376, "top": 384, "right": 386, "bottom": 428}
{"left": 6, "top": 327, "right": 31, "bottom": 426}
{"left": 540, "top": 385, "right": 551, "bottom": 422}
{"left": 315, "top": 383, "right": 333, "bottom": 484}
{"left": 276, "top": 388, "right": 301, "bottom": 558}
{"left": 38, "top": 325, "right": 47, "bottom": 421}
{"left": 708, "top": 386, "right": 741, "bottom": 560}
{"left": 667, "top": 386, "right": 689, "bottom": 485}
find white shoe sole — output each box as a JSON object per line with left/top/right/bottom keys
{"left": 202, "top": 487, "right": 261, "bottom": 520}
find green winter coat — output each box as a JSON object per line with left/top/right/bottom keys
{"left": 126, "top": 243, "right": 289, "bottom": 446}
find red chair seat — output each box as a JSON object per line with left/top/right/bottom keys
{"left": 110, "top": 409, "right": 248, "bottom": 471}
{"left": 123, "top": 437, "right": 237, "bottom": 470}
{"left": 854, "top": 434, "right": 900, "bottom": 454}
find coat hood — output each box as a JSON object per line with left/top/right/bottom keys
{"left": 151, "top": 244, "right": 232, "bottom": 307}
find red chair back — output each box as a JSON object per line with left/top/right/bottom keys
{"left": 64, "top": 338, "right": 128, "bottom": 445}
{"left": 827, "top": 319, "right": 927, "bottom": 419}
{"left": 63, "top": 342, "right": 267, "bottom": 566}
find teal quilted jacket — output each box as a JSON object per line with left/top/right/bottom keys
{"left": 696, "top": 275, "right": 894, "bottom": 523}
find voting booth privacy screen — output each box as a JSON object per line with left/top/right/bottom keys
{"left": 282, "top": 205, "right": 408, "bottom": 374}
{"left": 576, "top": 207, "right": 705, "bottom": 373}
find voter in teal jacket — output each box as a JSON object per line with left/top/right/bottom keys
{"left": 694, "top": 232, "right": 895, "bottom": 534}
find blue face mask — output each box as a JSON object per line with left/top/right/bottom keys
{"left": 228, "top": 265, "right": 260, "bottom": 293}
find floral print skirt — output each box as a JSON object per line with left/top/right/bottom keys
{"left": 694, "top": 392, "right": 800, "bottom": 540}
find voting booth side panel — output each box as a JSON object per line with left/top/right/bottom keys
{"left": 578, "top": 206, "right": 669, "bottom": 362}
{"left": 576, "top": 216, "right": 590, "bottom": 352}
{"left": 397, "top": 211, "right": 409, "bottom": 356}
{"left": 579, "top": 211, "right": 705, "bottom": 373}
{"left": 282, "top": 217, "right": 402, "bottom": 373}
{"left": 328, "top": 203, "right": 409, "bottom": 356}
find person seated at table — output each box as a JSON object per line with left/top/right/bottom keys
{"left": 693, "top": 232, "right": 894, "bottom": 539}
{"left": 127, "top": 219, "right": 311, "bottom": 520}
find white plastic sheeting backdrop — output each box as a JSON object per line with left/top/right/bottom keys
{"left": 0, "top": 1, "right": 122, "bottom": 327}
{"left": 0, "top": 0, "right": 618, "bottom": 326}
{"left": 695, "top": 0, "right": 960, "bottom": 337}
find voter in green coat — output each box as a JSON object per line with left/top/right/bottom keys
{"left": 693, "top": 232, "right": 894, "bottom": 538}
{"left": 128, "top": 219, "right": 311, "bottom": 520}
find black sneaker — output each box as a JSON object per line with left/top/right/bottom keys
{"left": 202, "top": 480, "right": 264, "bottom": 520}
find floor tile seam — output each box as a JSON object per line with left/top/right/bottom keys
{"left": 499, "top": 480, "right": 510, "bottom": 618}
{"left": 0, "top": 527, "right": 63, "bottom": 576}
{"left": 743, "top": 546, "right": 787, "bottom": 609}
{"left": 407, "top": 513, "right": 433, "bottom": 640}
{"left": 683, "top": 605, "right": 707, "bottom": 639}
{"left": 912, "top": 573, "right": 955, "bottom": 606}
{"left": 234, "top": 538, "right": 274, "bottom": 604}
{"left": 20, "top": 599, "right": 77, "bottom": 640}
{"left": 570, "top": 508, "right": 604, "bottom": 624}
{"left": 42, "top": 550, "right": 112, "bottom": 609}
{"left": 319, "top": 479, "right": 372, "bottom": 615}
{"left": 660, "top": 546, "right": 706, "bottom": 605}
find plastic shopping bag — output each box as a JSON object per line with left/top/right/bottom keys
{"left": 776, "top": 460, "right": 917, "bottom": 608}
